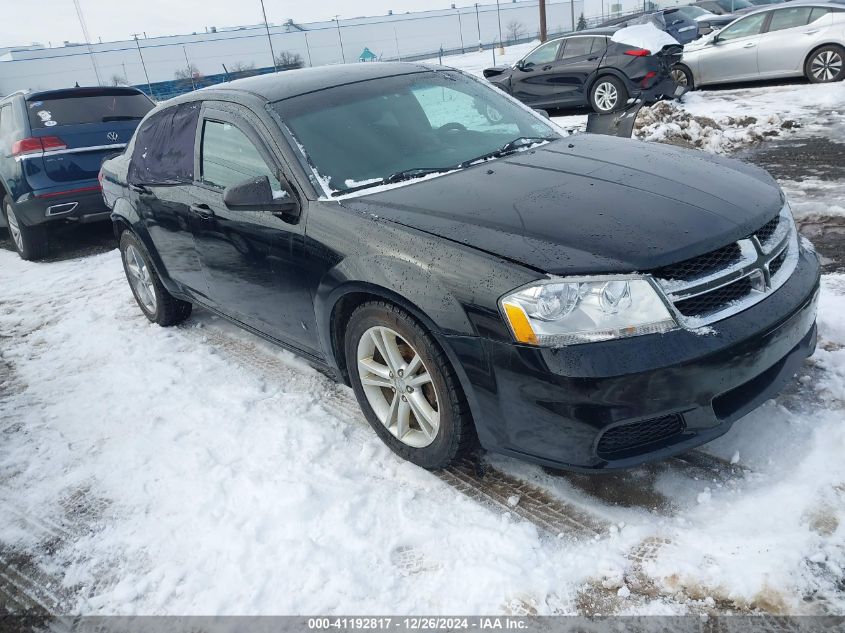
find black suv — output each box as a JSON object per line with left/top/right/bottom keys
{"left": 483, "top": 29, "right": 683, "bottom": 113}
{"left": 101, "top": 64, "right": 819, "bottom": 471}
{"left": 0, "top": 86, "right": 153, "bottom": 259}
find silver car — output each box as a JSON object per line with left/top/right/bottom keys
{"left": 674, "top": 0, "right": 845, "bottom": 87}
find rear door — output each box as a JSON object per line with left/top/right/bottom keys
{"left": 24, "top": 88, "right": 153, "bottom": 194}
{"left": 757, "top": 6, "right": 832, "bottom": 77}
{"left": 697, "top": 11, "right": 770, "bottom": 83}
{"left": 189, "top": 104, "right": 321, "bottom": 354}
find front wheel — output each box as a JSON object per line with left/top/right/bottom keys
{"left": 345, "top": 301, "right": 475, "bottom": 469}
{"left": 119, "top": 231, "right": 192, "bottom": 326}
{"left": 671, "top": 64, "right": 694, "bottom": 91}
{"left": 3, "top": 199, "right": 48, "bottom": 261}
{"left": 805, "top": 45, "right": 844, "bottom": 84}
{"left": 590, "top": 76, "right": 628, "bottom": 114}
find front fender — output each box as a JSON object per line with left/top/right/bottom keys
{"left": 314, "top": 254, "right": 477, "bottom": 371}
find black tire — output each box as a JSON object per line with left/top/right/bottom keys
{"left": 804, "top": 45, "right": 845, "bottom": 84}
{"left": 589, "top": 76, "right": 628, "bottom": 114}
{"left": 671, "top": 64, "right": 695, "bottom": 91}
{"left": 3, "top": 198, "right": 49, "bottom": 261}
{"left": 119, "top": 231, "right": 192, "bottom": 326}
{"left": 345, "top": 301, "right": 475, "bottom": 469}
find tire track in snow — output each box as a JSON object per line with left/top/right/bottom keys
{"left": 191, "top": 319, "right": 612, "bottom": 538}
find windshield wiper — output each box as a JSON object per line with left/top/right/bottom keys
{"left": 458, "top": 136, "right": 555, "bottom": 168}
{"left": 334, "top": 167, "right": 453, "bottom": 196}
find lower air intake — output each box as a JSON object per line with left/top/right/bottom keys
{"left": 596, "top": 414, "right": 685, "bottom": 460}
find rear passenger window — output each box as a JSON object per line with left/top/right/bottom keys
{"left": 201, "top": 120, "right": 280, "bottom": 190}
{"left": 591, "top": 37, "right": 608, "bottom": 53}
{"left": 809, "top": 7, "right": 831, "bottom": 22}
{"left": 128, "top": 102, "right": 200, "bottom": 186}
{"left": 561, "top": 38, "right": 593, "bottom": 59}
{"left": 768, "top": 7, "right": 813, "bottom": 31}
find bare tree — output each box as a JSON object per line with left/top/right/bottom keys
{"left": 230, "top": 61, "right": 256, "bottom": 72}
{"left": 174, "top": 63, "right": 202, "bottom": 80}
{"left": 110, "top": 74, "right": 128, "bottom": 86}
{"left": 506, "top": 20, "right": 526, "bottom": 43}
{"left": 274, "top": 51, "right": 304, "bottom": 70}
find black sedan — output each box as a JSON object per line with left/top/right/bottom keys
{"left": 483, "top": 28, "right": 683, "bottom": 113}
{"left": 101, "top": 63, "right": 819, "bottom": 471}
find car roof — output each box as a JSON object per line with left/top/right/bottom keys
{"left": 206, "top": 62, "right": 440, "bottom": 103}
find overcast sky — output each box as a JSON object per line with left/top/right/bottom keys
{"left": 0, "top": 0, "right": 496, "bottom": 46}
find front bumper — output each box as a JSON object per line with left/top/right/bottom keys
{"left": 447, "top": 246, "right": 821, "bottom": 471}
{"left": 14, "top": 185, "right": 109, "bottom": 227}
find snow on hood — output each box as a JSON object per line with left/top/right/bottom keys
{"left": 611, "top": 23, "right": 681, "bottom": 51}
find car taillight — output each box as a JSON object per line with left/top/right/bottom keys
{"left": 41, "top": 136, "right": 67, "bottom": 151}
{"left": 624, "top": 49, "right": 651, "bottom": 57}
{"left": 11, "top": 138, "right": 44, "bottom": 157}
{"left": 11, "top": 136, "right": 67, "bottom": 157}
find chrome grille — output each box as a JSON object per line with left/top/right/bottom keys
{"left": 654, "top": 206, "right": 798, "bottom": 327}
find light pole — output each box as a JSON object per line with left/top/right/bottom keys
{"left": 132, "top": 34, "right": 154, "bottom": 99}
{"left": 495, "top": 0, "right": 503, "bottom": 50}
{"left": 259, "top": 0, "right": 278, "bottom": 71}
{"left": 474, "top": 3, "right": 482, "bottom": 51}
{"left": 334, "top": 15, "right": 347, "bottom": 63}
{"left": 571, "top": 0, "right": 576, "bottom": 33}
{"left": 72, "top": 0, "right": 102, "bottom": 85}
{"left": 304, "top": 32, "right": 313, "bottom": 67}
{"left": 539, "top": 0, "right": 547, "bottom": 42}
{"left": 182, "top": 46, "right": 196, "bottom": 91}
{"left": 456, "top": 9, "right": 465, "bottom": 54}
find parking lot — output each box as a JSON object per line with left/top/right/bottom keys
{"left": 1, "top": 65, "right": 843, "bottom": 616}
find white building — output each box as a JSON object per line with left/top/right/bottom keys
{"left": 0, "top": 0, "right": 593, "bottom": 96}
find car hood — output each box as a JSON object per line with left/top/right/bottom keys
{"left": 339, "top": 135, "right": 782, "bottom": 275}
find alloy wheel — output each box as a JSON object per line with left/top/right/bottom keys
{"left": 671, "top": 68, "right": 689, "bottom": 86}
{"left": 811, "top": 50, "right": 843, "bottom": 82}
{"left": 124, "top": 243, "right": 157, "bottom": 313}
{"left": 356, "top": 325, "right": 440, "bottom": 448}
{"left": 6, "top": 204, "right": 24, "bottom": 253}
{"left": 594, "top": 81, "right": 619, "bottom": 112}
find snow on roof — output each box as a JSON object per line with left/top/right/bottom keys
{"left": 611, "top": 23, "right": 680, "bottom": 51}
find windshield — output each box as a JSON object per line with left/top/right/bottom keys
{"left": 272, "top": 70, "right": 558, "bottom": 195}
{"left": 717, "top": 0, "right": 753, "bottom": 10}
{"left": 677, "top": 6, "right": 712, "bottom": 18}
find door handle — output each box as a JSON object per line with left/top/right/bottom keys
{"left": 190, "top": 203, "right": 215, "bottom": 220}
{"left": 743, "top": 42, "right": 757, "bottom": 48}
{"left": 129, "top": 183, "right": 149, "bottom": 194}
{"left": 804, "top": 29, "right": 820, "bottom": 35}
{"left": 542, "top": 65, "right": 553, "bottom": 71}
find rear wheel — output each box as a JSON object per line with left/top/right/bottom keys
{"left": 590, "top": 76, "right": 628, "bottom": 114}
{"left": 3, "top": 199, "right": 48, "bottom": 261}
{"left": 119, "top": 231, "right": 192, "bottom": 326}
{"left": 805, "top": 45, "right": 844, "bottom": 83}
{"left": 345, "top": 301, "right": 475, "bottom": 469}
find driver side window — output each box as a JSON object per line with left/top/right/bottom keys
{"left": 201, "top": 120, "right": 281, "bottom": 190}
{"left": 718, "top": 13, "right": 768, "bottom": 41}
{"left": 522, "top": 40, "right": 562, "bottom": 66}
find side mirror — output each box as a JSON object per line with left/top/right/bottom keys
{"left": 223, "top": 175, "right": 299, "bottom": 217}
{"left": 518, "top": 60, "right": 533, "bottom": 71}
{"left": 534, "top": 108, "right": 551, "bottom": 119}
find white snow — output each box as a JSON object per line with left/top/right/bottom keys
{"left": 611, "top": 24, "right": 680, "bottom": 51}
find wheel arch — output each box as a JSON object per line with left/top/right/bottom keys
{"left": 804, "top": 42, "right": 845, "bottom": 75}
{"left": 586, "top": 68, "right": 629, "bottom": 94}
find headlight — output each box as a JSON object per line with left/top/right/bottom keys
{"left": 500, "top": 276, "right": 677, "bottom": 347}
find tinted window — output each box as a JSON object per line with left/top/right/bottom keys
{"left": 769, "top": 7, "right": 812, "bottom": 31}
{"left": 0, "top": 105, "right": 13, "bottom": 137}
{"left": 809, "top": 7, "right": 831, "bottom": 22}
{"left": 273, "top": 71, "right": 556, "bottom": 194}
{"left": 591, "top": 37, "right": 609, "bottom": 53}
{"left": 562, "top": 37, "right": 593, "bottom": 58}
{"left": 201, "top": 120, "right": 280, "bottom": 190}
{"left": 128, "top": 102, "right": 200, "bottom": 186}
{"left": 523, "top": 40, "right": 562, "bottom": 66}
{"left": 26, "top": 90, "right": 153, "bottom": 129}
{"left": 719, "top": 12, "right": 768, "bottom": 40}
